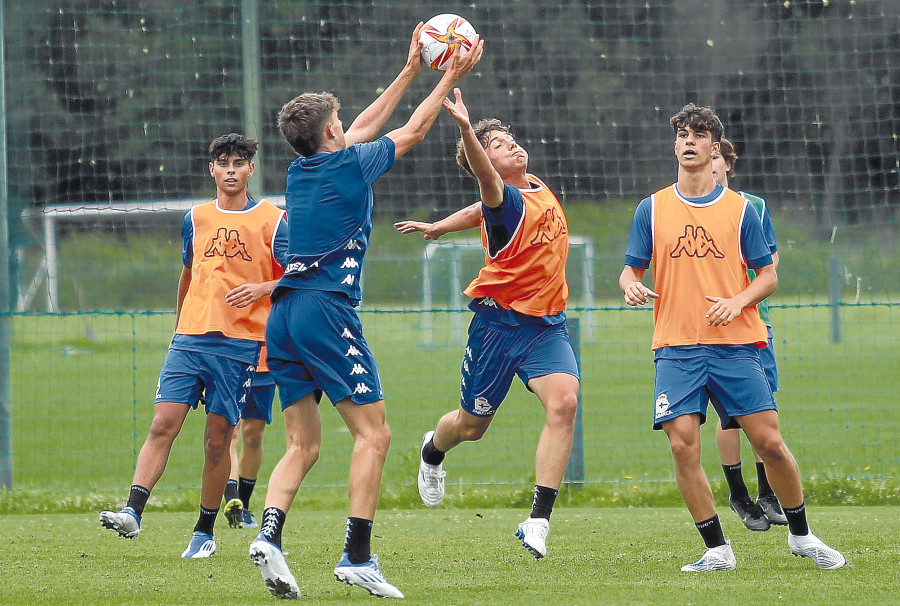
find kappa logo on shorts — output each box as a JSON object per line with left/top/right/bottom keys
{"left": 465, "top": 346, "right": 473, "bottom": 360}
{"left": 341, "top": 328, "right": 354, "bottom": 339}
{"left": 655, "top": 393, "right": 672, "bottom": 419}
{"left": 345, "top": 345, "right": 362, "bottom": 357}
{"left": 473, "top": 397, "right": 494, "bottom": 415}
{"left": 243, "top": 377, "right": 252, "bottom": 389}
{"left": 345, "top": 240, "right": 361, "bottom": 250}
{"left": 463, "top": 360, "right": 470, "bottom": 373}
{"left": 339, "top": 257, "right": 359, "bottom": 269}
{"left": 350, "top": 364, "right": 368, "bottom": 375}
{"left": 155, "top": 379, "right": 161, "bottom": 400}
{"left": 353, "top": 383, "right": 373, "bottom": 395}
{"left": 340, "top": 274, "right": 355, "bottom": 285}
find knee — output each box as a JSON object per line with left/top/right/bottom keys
{"left": 547, "top": 391, "right": 579, "bottom": 429}
{"left": 667, "top": 433, "right": 700, "bottom": 461}
{"left": 752, "top": 436, "right": 789, "bottom": 464}
{"left": 243, "top": 427, "right": 265, "bottom": 451}
{"left": 461, "top": 424, "right": 489, "bottom": 442}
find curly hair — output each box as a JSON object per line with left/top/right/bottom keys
{"left": 669, "top": 103, "right": 724, "bottom": 142}
{"left": 718, "top": 137, "right": 739, "bottom": 179}
{"left": 455, "top": 118, "right": 514, "bottom": 178}
{"left": 208, "top": 133, "right": 259, "bottom": 162}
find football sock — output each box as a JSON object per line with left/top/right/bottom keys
{"left": 530, "top": 485, "right": 559, "bottom": 520}
{"left": 224, "top": 479, "right": 239, "bottom": 503}
{"left": 126, "top": 485, "right": 150, "bottom": 518}
{"left": 783, "top": 501, "right": 810, "bottom": 536}
{"left": 238, "top": 476, "right": 257, "bottom": 510}
{"left": 695, "top": 515, "right": 727, "bottom": 548}
{"left": 259, "top": 507, "right": 286, "bottom": 548}
{"left": 344, "top": 517, "right": 373, "bottom": 565}
{"left": 756, "top": 462, "right": 774, "bottom": 497}
{"left": 422, "top": 435, "right": 445, "bottom": 466}
{"left": 722, "top": 462, "right": 750, "bottom": 500}
{"left": 193, "top": 505, "right": 219, "bottom": 536}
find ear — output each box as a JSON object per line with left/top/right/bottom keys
{"left": 711, "top": 141, "right": 721, "bottom": 154}
{"left": 208, "top": 161, "right": 215, "bottom": 177}
{"left": 324, "top": 119, "right": 336, "bottom": 140}
{"left": 248, "top": 161, "right": 255, "bottom": 176}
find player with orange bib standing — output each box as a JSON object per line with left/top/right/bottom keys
{"left": 100, "top": 133, "right": 288, "bottom": 559}
{"left": 397, "top": 89, "right": 580, "bottom": 561}
{"left": 619, "top": 103, "right": 845, "bottom": 572}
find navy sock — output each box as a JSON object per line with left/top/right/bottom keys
{"left": 193, "top": 506, "right": 218, "bottom": 536}
{"left": 722, "top": 463, "right": 750, "bottom": 500}
{"left": 756, "top": 462, "right": 774, "bottom": 497}
{"left": 530, "top": 485, "right": 559, "bottom": 520}
{"left": 344, "top": 517, "right": 373, "bottom": 565}
{"left": 783, "top": 501, "right": 809, "bottom": 536}
{"left": 125, "top": 485, "right": 150, "bottom": 518}
{"left": 260, "top": 507, "right": 287, "bottom": 548}
{"left": 695, "top": 515, "right": 727, "bottom": 548}
{"left": 224, "top": 479, "right": 239, "bottom": 503}
{"left": 238, "top": 476, "right": 257, "bottom": 510}
{"left": 422, "top": 436, "right": 445, "bottom": 466}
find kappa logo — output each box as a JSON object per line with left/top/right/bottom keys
{"left": 479, "top": 297, "right": 499, "bottom": 308}
{"left": 473, "top": 397, "right": 494, "bottom": 415}
{"left": 155, "top": 379, "right": 161, "bottom": 400}
{"left": 205, "top": 227, "right": 252, "bottom": 261}
{"left": 530, "top": 207, "right": 568, "bottom": 246}
{"left": 345, "top": 345, "right": 362, "bottom": 357}
{"left": 340, "top": 275, "right": 355, "bottom": 285}
{"left": 655, "top": 393, "right": 672, "bottom": 419}
{"left": 341, "top": 328, "right": 354, "bottom": 339}
{"left": 345, "top": 240, "right": 361, "bottom": 250}
{"left": 242, "top": 377, "right": 252, "bottom": 389}
{"left": 353, "top": 383, "right": 373, "bottom": 395}
{"left": 463, "top": 360, "right": 470, "bottom": 373}
{"left": 339, "top": 257, "right": 359, "bottom": 269}
{"left": 465, "top": 346, "right": 473, "bottom": 360}
{"left": 670, "top": 225, "right": 725, "bottom": 259}
{"left": 239, "top": 393, "right": 247, "bottom": 404}
{"left": 350, "top": 364, "right": 368, "bottom": 375}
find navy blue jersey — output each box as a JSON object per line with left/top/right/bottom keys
{"left": 274, "top": 137, "right": 395, "bottom": 306}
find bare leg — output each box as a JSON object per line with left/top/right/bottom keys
{"left": 264, "top": 393, "right": 322, "bottom": 512}
{"left": 132, "top": 401, "right": 190, "bottom": 490}
{"left": 662, "top": 413, "right": 717, "bottom": 522}
{"left": 527, "top": 373, "right": 579, "bottom": 489}
{"left": 239, "top": 418, "right": 267, "bottom": 480}
{"left": 336, "top": 398, "right": 392, "bottom": 520}
{"left": 736, "top": 410, "right": 803, "bottom": 509}
{"left": 199, "top": 412, "right": 236, "bottom": 510}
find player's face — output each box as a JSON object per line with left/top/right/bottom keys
{"left": 209, "top": 153, "right": 254, "bottom": 196}
{"left": 674, "top": 127, "right": 718, "bottom": 171}
{"left": 484, "top": 131, "right": 528, "bottom": 178}
{"left": 711, "top": 151, "right": 731, "bottom": 187}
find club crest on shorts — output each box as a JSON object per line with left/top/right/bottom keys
{"left": 473, "top": 397, "right": 494, "bottom": 416}
{"left": 655, "top": 393, "right": 672, "bottom": 419}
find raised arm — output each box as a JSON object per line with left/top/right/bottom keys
{"left": 442, "top": 88, "right": 504, "bottom": 207}
{"left": 344, "top": 23, "right": 425, "bottom": 146}
{"left": 385, "top": 36, "right": 483, "bottom": 158}
{"left": 395, "top": 201, "right": 483, "bottom": 240}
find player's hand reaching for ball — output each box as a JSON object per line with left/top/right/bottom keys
{"left": 442, "top": 34, "right": 483, "bottom": 81}
{"left": 404, "top": 22, "right": 426, "bottom": 77}
{"left": 442, "top": 88, "right": 470, "bottom": 127}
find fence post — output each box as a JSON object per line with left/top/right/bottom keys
{"left": 829, "top": 256, "right": 841, "bottom": 343}
{"left": 564, "top": 316, "right": 584, "bottom": 485}
{"left": 0, "top": 0, "right": 12, "bottom": 489}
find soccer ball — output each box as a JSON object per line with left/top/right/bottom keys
{"left": 419, "top": 14, "right": 478, "bottom": 72}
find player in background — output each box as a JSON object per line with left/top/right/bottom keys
{"left": 619, "top": 104, "right": 845, "bottom": 571}
{"left": 396, "top": 89, "right": 580, "bottom": 561}
{"left": 248, "top": 25, "right": 483, "bottom": 600}
{"left": 711, "top": 138, "right": 787, "bottom": 531}
{"left": 100, "top": 133, "right": 288, "bottom": 558}
{"left": 223, "top": 349, "right": 281, "bottom": 530}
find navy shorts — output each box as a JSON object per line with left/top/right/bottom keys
{"left": 760, "top": 326, "right": 779, "bottom": 392}
{"left": 266, "top": 289, "right": 384, "bottom": 408}
{"left": 652, "top": 346, "right": 776, "bottom": 430}
{"left": 156, "top": 348, "right": 256, "bottom": 426}
{"left": 460, "top": 313, "right": 580, "bottom": 417}
{"left": 241, "top": 371, "right": 275, "bottom": 424}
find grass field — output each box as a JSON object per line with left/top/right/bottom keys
{"left": 2, "top": 507, "right": 896, "bottom": 605}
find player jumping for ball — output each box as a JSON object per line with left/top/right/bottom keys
{"left": 248, "top": 24, "right": 483, "bottom": 600}
{"left": 396, "top": 89, "right": 580, "bottom": 560}
{"left": 619, "top": 103, "right": 845, "bottom": 571}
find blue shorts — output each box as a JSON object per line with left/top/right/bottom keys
{"left": 652, "top": 346, "right": 776, "bottom": 431}
{"left": 266, "top": 289, "right": 384, "bottom": 408}
{"left": 156, "top": 348, "right": 256, "bottom": 426}
{"left": 461, "top": 312, "right": 580, "bottom": 417}
{"left": 760, "top": 326, "right": 779, "bottom": 392}
{"left": 242, "top": 371, "right": 275, "bottom": 424}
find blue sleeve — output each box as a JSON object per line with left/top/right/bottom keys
{"left": 181, "top": 211, "right": 193, "bottom": 268}
{"left": 741, "top": 203, "right": 773, "bottom": 269}
{"left": 760, "top": 204, "right": 778, "bottom": 254}
{"left": 481, "top": 185, "right": 525, "bottom": 255}
{"left": 272, "top": 216, "right": 290, "bottom": 268}
{"left": 624, "top": 197, "right": 653, "bottom": 269}
{"left": 355, "top": 137, "right": 396, "bottom": 184}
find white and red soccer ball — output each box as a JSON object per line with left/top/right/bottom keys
{"left": 419, "top": 14, "right": 478, "bottom": 72}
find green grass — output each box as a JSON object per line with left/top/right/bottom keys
{"left": 1, "top": 507, "right": 895, "bottom": 605}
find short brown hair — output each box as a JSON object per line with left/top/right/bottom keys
{"left": 455, "top": 118, "right": 513, "bottom": 178}
{"left": 278, "top": 92, "right": 341, "bottom": 156}
{"left": 208, "top": 133, "right": 259, "bottom": 162}
{"left": 669, "top": 103, "right": 724, "bottom": 142}
{"left": 719, "top": 137, "right": 739, "bottom": 179}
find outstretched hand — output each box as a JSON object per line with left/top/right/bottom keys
{"left": 442, "top": 34, "right": 484, "bottom": 81}
{"left": 442, "top": 88, "right": 470, "bottom": 127}
{"left": 405, "top": 22, "right": 425, "bottom": 76}
{"left": 395, "top": 220, "right": 441, "bottom": 240}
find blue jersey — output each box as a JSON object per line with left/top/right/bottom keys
{"left": 274, "top": 137, "right": 395, "bottom": 306}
